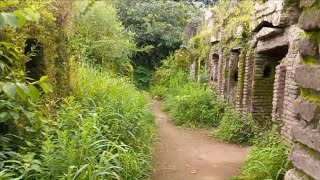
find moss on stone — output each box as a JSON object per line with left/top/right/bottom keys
{"left": 302, "top": 56, "right": 318, "bottom": 65}
{"left": 305, "top": 31, "right": 320, "bottom": 43}
{"left": 300, "top": 88, "right": 320, "bottom": 102}
{"left": 284, "top": 0, "right": 300, "bottom": 9}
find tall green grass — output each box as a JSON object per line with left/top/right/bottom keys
{"left": 39, "top": 64, "right": 155, "bottom": 179}
{"left": 0, "top": 64, "right": 155, "bottom": 179}
{"left": 231, "top": 133, "right": 292, "bottom": 180}
{"left": 214, "top": 108, "right": 258, "bottom": 145}
{"left": 164, "top": 82, "right": 227, "bottom": 127}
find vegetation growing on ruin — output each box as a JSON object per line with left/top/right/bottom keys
{"left": 301, "top": 88, "right": 320, "bottom": 102}
{"left": 214, "top": 109, "right": 258, "bottom": 144}
{"left": 151, "top": 0, "right": 292, "bottom": 179}
{"left": 232, "top": 133, "right": 292, "bottom": 180}
{"left": 151, "top": 49, "right": 258, "bottom": 144}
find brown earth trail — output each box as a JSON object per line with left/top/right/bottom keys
{"left": 150, "top": 101, "right": 250, "bottom": 180}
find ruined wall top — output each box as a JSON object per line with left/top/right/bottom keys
{"left": 252, "top": 0, "right": 300, "bottom": 32}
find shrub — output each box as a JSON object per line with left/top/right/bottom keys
{"left": 150, "top": 85, "right": 168, "bottom": 100}
{"left": 232, "top": 133, "right": 292, "bottom": 180}
{"left": 166, "top": 82, "right": 227, "bottom": 127}
{"left": 215, "top": 108, "right": 258, "bottom": 145}
{"left": 133, "top": 66, "right": 154, "bottom": 90}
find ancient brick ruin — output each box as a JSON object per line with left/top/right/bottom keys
{"left": 189, "top": 0, "right": 320, "bottom": 179}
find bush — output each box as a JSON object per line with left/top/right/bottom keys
{"left": 165, "top": 82, "right": 226, "bottom": 127}
{"left": 150, "top": 85, "right": 168, "bottom": 100}
{"left": 133, "top": 66, "right": 154, "bottom": 90}
{"left": 40, "top": 64, "right": 155, "bottom": 179}
{"left": 215, "top": 108, "right": 258, "bottom": 145}
{"left": 232, "top": 133, "right": 292, "bottom": 180}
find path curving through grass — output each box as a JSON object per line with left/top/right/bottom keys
{"left": 151, "top": 100, "right": 250, "bottom": 180}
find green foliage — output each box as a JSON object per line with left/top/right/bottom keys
{"left": 300, "top": 88, "right": 320, "bottom": 102}
{"left": 115, "top": 0, "right": 195, "bottom": 67}
{"left": 1, "top": 1, "right": 156, "bottom": 179}
{"left": 0, "top": 0, "right": 40, "bottom": 29}
{"left": 133, "top": 66, "right": 154, "bottom": 90}
{"left": 167, "top": 83, "right": 227, "bottom": 127}
{"left": 40, "top": 64, "right": 155, "bottom": 179}
{"left": 215, "top": 108, "right": 258, "bottom": 145}
{"left": 152, "top": 51, "right": 226, "bottom": 128}
{"left": 232, "top": 133, "right": 292, "bottom": 180}
{"left": 0, "top": 2, "right": 56, "bottom": 179}
{"left": 153, "top": 51, "right": 190, "bottom": 88}
{"left": 150, "top": 85, "right": 168, "bottom": 100}
{"left": 115, "top": 0, "right": 195, "bottom": 88}
{"left": 222, "top": 0, "right": 254, "bottom": 42}
{"left": 70, "top": 0, "right": 136, "bottom": 76}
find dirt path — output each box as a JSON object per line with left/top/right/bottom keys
{"left": 150, "top": 101, "right": 250, "bottom": 180}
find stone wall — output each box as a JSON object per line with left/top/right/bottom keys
{"left": 186, "top": 0, "right": 320, "bottom": 179}
{"left": 205, "top": 0, "right": 303, "bottom": 136}
{"left": 227, "top": 50, "right": 240, "bottom": 105}
{"left": 284, "top": 0, "right": 320, "bottom": 179}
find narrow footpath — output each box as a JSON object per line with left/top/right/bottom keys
{"left": 151, "top": 101, "right": 250, "bottom": 180}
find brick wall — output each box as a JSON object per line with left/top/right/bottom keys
{"left": 227, "top": 50, "right": 240, "bottom": 105}
{"left": 284, "top": 0, "right": 320, "bottom": 179}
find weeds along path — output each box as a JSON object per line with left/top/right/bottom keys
{"left": 151, "top": 100, "right": 250, "bottom": 180}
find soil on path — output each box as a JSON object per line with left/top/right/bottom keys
{"left": 150, "top": 100, "right": 250, "bottom": 180}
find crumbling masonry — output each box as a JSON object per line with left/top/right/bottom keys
{"left": 189, "top": 0, "right": 320, "bottom": 179}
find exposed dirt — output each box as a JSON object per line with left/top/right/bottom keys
{"left": 150, "top": 100, "right": 250, "bottom": 180}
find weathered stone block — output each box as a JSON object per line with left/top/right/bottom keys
{"left": 256, "top": 34, "right": 289, "bottom": 53}
{"left": 294, "top": 97, "right": 320, "bottom": 123}
{"left": 299, "top": 38, "right": 319, "bottom": 57}
{"left": 256, "top": 27, "right": 284, "bottom": 40}
{"left": 285, "top": 169, "right": 312, "bottom": 180}
{"left": 298, "top": 8, "right": 320, "bottom": 31}
{"left": 292, "top": 123, "right": 320, "bottom": 152}
{"left": 295, "top": 65, "right": 320, "bottom": 91}
{"left": 210, "top": 36, "right": 220, "bottom": 45}
{"left": 289, "top": 146, "right": 320, "bottom": 179}
{"left": 300, "top": 0, "right": 316, "bottom": 8}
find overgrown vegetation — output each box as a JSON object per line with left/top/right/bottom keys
{"left": 232, "top": 133, "right": 292, "bottom": 180}
{"left": 151, "top": 0, "right": 292, "bottom": 179}
{"left": 215, "top": 109, "right": 258, "bottom": 145}
{"left": 1, "top": 0, "right": 155, "bottom": 179}
{"left": 40, "top": 64, "right": 155, "bottom": 179}
{"left": 151, "top": 51, "right": 255, "bottom": 144}
{"left": 115, "top": 0, "right": 195, "bottom": 89}
{"left": 70, "top": 1, "right": 136, "bottom": 76}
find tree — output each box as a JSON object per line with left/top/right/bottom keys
{"left": 70, "top": 0, "right": 136, "bottom": 76}
{"left": 115, "top": 0, "right": 195, "bottom": 88}
{"left": 115, "top": 0, "right": 195, "bottom": 68}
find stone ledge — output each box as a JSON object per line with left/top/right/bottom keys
{"left": 256, "top": 27, "right": 284, "bottom": 40}
{"left": 293, "top": 96, "right": 320, "bottom": 123}
{"left": 295, "top": 65, "right": 320, "bottom": 91}
{"left": 292, "top": 122, "right": 320, "bottom": 152}
{"left": 210, "top": 36, "right": 220, "bottom": 45}
{"left": 289, "top": 145, "right": 320, "bottom": 179}
{"left": 256, "top": 34, "right": 288, "bottom": 53}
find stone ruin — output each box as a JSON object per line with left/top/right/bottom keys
{"left": 188, "top": 0, "right": 320, "bottom": 179}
